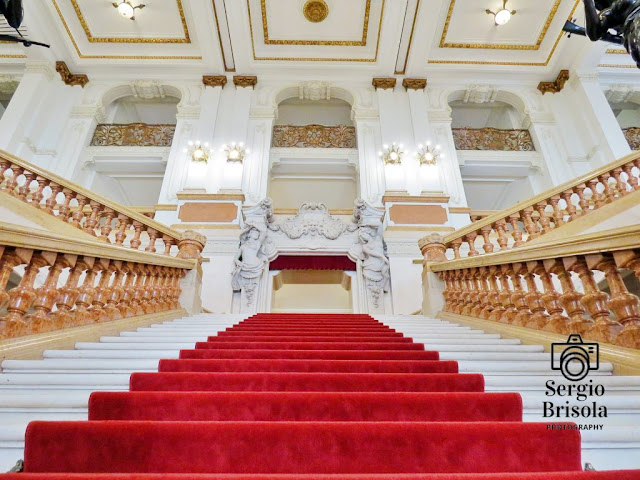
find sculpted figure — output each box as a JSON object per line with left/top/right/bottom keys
{"left": 231, "top": 224, "right": 269, "bottom": 307}
{"left": 354, "top": 227, "right": 390, "bottom": 308}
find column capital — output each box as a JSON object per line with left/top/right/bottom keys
{"left": 372, "top": 77, "right": 397, "bottom": 90}
{"left": 418, "top": 233, "right": 447, "bottom": 263}
{"left": 56, "top": 61, "right": 89, "bottom": 88}
{"left": 402, "top": 78, "right": 427, "bottom": 90}
{"left": 233, "top": 75, "right": 258, "bottom": 89}
{"left": 537, "top": 69, "right": 569, "bottom": 94}
{"left": 203, "top": 75, "right": 228, "bottom": 88}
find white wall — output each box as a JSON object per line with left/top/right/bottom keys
{"left": 276, "top": 98, "right": 353, "bottom": 126}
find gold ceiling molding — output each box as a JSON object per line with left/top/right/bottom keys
{"left": 606, "top": 49, "right": 627, "bottom": 54}
{"left": 248, "top": 0, "right": 385, "bottom": 62}
{"left": 211, "top": 0, "right": 236, "bottom": 72}
{"left": 56, "top": 61, "right": 89, "bottom": 87}
{"left": 439, "top": 0, "right": 562, "bottom": 50}
{"left": 203, "top": 75, "right": 228, "bottom": 87}
{"left": 372, "top": 78, "right": 396, "bottom": 90}
{"left": 233, "top": 75, "right": 258, "bottom": 88}
{"left": 303, "top": 0, "right": 329, "bottom": 23}
{"left": 537, "top": 69, "right": 569, "bottom": 94}
{"left": 394, "top": 0, "right": 421, "bottom": 75}
{"left": 260, "top": 0, "right": 370, "bottom": 46}
{"left": 429, "top": 0, "right": 580, "bottom": 67}
{"left": 403, "top": 78, "right": 427, "bottom": 90}
{"left": 51, "top": 0, "right": 202, "bottom": 60}
{"left": 599, "top": 64, "right": 637, "bottom": 69}
{"left": 68, "top": 0, "right": 190, "bottom": 43}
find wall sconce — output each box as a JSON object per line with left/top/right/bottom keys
{"left": 379, "top": 142, "right": 407, "bottom": 192}
{"left": 486, "top": 0, "right": 516, "bottom": 26}
{"left": 222, "top": 142, "right": 249, "bottom": 163}
{"left": 417, "top": 141, "right": 442, "bottom": 193}
{"left": 184, "top": 141, "right": 210, "bottom": 163}
{"left": 112, "top": 1, "right": 145, "bottom": 20}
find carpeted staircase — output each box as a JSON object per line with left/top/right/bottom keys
{"left": 2, "top": 313, "right": 640, "bottom": 479}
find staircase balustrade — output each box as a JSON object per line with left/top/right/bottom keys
{"left": 421, "top": 226, "right": 640, "bottom": 349}
{"left": 0, "top": 150, "right": 186, "bottom": 257}
{"left": 444, "top": 151, "right": 640, "bottom": 259}
{"left": 0, "top": 223, "right": 198, "bottom": 339}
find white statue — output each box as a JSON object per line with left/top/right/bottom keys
{"left": 231, "top": 223, "right": 270, "bottom": 308}
{"left": 353, "top": 226, "right": 390, "bottom": 308}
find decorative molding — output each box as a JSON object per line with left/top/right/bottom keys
{"left": 202, "top": 75, "right": 228, "bottom": 88}
{"left": 299, "top": 81, "right": 332, "bottom": 101}
{"left": 606, "top": 84, "right": 635, "bottom": 104}
{"left": 382, "top": 194, "right": 450, "bottom": 204}
{"left": 233, "top": 75, "right": 258, "bottom": 88}
{"left": 303, "top": 0, "right": 329, "bottom": 23}
{"left": 623, "top": 128, "right": 640, "bottom": 150}
{"left": 90, "top": 124, "right": 175, "bottom": 147}
{"left": 452, "top": 128, "right": 535, "bottom": 152}
{"left": 272, "top": 125, "right": 357, "bottom": 148}
{"left": 463, "top": 85, "right": 497, "bottom": 104}
{"left": 55, "top": 61, "right": 89, "bottom": 88}
{"left": 177, "top": 192, "right": 245, "bottom": 201}
{"left": 372, "top": 78, "right": 397, "bottom": 90}
{"left": 130, "top": 80, "right": 166, "bottom": 99}
{"left": 270, "top": 203, "right": 358, "bottom": 240}
{"left": 537, "top": 70, "right": 569, "bottom": 94}
{"left": 402, "top": 78, "right": 427, "bottom": 90}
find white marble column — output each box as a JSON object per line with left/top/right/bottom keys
{"left": 353, "top": 108, "right": 385, "bottom": 206}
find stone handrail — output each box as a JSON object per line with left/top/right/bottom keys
{"left": 421, "top": 225, "right": 640, "bottom": 349}
{"left": 0, "top": 222, "right": 197, "bottom": 339}
{"left": 0, "top": 150, "right": 190, "bottom": 257}
{"left": 443, "top": 151, "right": 640, "bottom": 259}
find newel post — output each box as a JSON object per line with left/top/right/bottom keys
{"left": 177, "top": 230, "right": 207, "bottom": 315}
{"left": 419, "top": 233, "right": 447, "bottom": 317}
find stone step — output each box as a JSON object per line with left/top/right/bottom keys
{"left": 114, "top": 332, "right": 499, "bottom": 340}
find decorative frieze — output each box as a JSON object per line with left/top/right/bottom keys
{"left": 299, "top": 81, "right": 331, "bottom": 100}
{"left": 537, "top": 70, "right": 569, "bottom": 94}
{"left": 55, "top": 61, "right": 89, "bottom": 88}
{"left": 203, "top": 75, "right": 228, "bottom": 88}
{"left": 463, "top": 85, "right": 497, "bottom": 104}
{"left": 452, "top": 128, "right": 535, "bottom": 152}
{"left": 91, "top": 123, "right": 176, "bottom": 147}
{"left": 233, "top": 75, "right": 258, "bottom": 88}
{"left": 272, "top": 125, "right": 357, "bottom": 148}
{"left": 402, "top": 78, "right": 427, "bottom": 90}
{"left": 623, "top": 127, "right": 640, "bottom": 150}
{"left": 372, "top": 78, "right": 397, "bottom": 90}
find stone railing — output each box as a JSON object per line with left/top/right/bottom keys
{"left": 0, "top": 223, "right": 198, "bottom": 339}
{"left": 91, "top": 123, "right": 175, "bottom": 147}
{"left": 272, "top": 125, "right": 357, "bottom": 149}
{"left": 441, "top": 151, "right": 640, "bottom": 259}
{"left": 0, "top": 150, "right": 188, "bottom": 257}
{"left": 452, "top": 128, "right": 535, "bottom": 152}
{"left": 422, "top": 225, "right": 640, "bottom": 349}
{"left": 623, "top": 127, "right": 640, "bottom": 151}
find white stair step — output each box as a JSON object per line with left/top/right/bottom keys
{"left": 0, "top": 373, "right": 130, "bottom": 388}
{"left": 458, "top": 361, "right": 613, "bottom": 375}
{"left": 114, "top": 332, "right": 499, "bottom": 340}
{"left": 44, "top": 350, "right": 181, "bottom": 359}
{"left": 485, "top": 375, "right": 640, "bottom": 390}
{"left": 74, "top": 342, "right": 195, "bottom": 350}
{"left": 1, "top": 359, "right": 160, "bottom": 373}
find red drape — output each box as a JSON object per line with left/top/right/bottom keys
{"left": 269, "top": 255, "right": 356, "bottom": 271}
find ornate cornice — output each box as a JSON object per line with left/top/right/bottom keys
{"left": 372, "top": 78, "right": 397, "bottom": 90}
{"left": 55, "top": 61, "right": 89, "bottom": 88}
{"left": 402, "top": 78, "right": 427, "bottom": 90}
{"left": 537, "top": 69, "right": 569, "bottom": 94}
{"left": 203, "top": 75, "right": 228, "bottom": 88}
{"left": 233, "top": 75, "right": 258, "bottom": 88}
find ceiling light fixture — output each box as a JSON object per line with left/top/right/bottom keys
{"left": 486, "top": 0, "right": 516, "bottom": 26}
{"left": 112, "top": 1, "right": 145, "bottom": 20}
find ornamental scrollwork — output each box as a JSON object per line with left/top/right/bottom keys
{"left": 91, "top": 123, "right": 176, "bottom": 147}
{"left": 272, "top": 125, "right": 357, "bottom": 148}
{"left": 623, "top": 128, "right": 640, "bottom": 150}
{"left": 270, "top": 203, "right": 357, "bottom": 240}
{"left": 452, "top": 128, "right": 535, "bottom": 152}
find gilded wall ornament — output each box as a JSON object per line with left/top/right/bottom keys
{"left": 271, "top": 203, "right": 358, "bottom": 240}
{"left": 303, "top": 0, "right": 329, "bottom": 23}
{"left": 402, "top": 78, "right": 427, "bottom": 90}
{"left": 272, "top": 125, "right": 356, "bottom": 149}
{"left": 623, "top": 127, "right": 640, "bottom": 150}
{"left": 372, "top": 78, "right": 397, "bottom": 90}
{"left": 203, "top": 75, "right": 228, "bottom": 88}
{"left": 91, "top": 123, "right": 175, "bottom": 147}
{"left": 537, "top": 70, "right": 569, "bottom": 94}
{"left": 56, "top": 61, "right": 89, "bottom": 88}
{"left": 452, "top": 128, "right": 535, "bottom": 152}
{"left": 233, "top": 75, "right": 258, "bottom": 88}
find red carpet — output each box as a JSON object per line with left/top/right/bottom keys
{"left": 12, "top": 312, "right": 640, "bottom": 479}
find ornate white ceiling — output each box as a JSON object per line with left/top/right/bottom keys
{"left": 0, "top": 0, "right": 633, "bottom": 78}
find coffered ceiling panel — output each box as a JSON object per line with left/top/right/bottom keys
{"left": 428, "top": 0, "right": 581, "bottom": 67}
{"left": 247, "top": 0, "right": 385, "bottom": 62}
{"left": 71, "top": 0, "right": 189, "bottom": 42}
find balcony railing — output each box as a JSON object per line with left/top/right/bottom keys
{"left": 452, "top": 128, "right": 535, "bottom": 152}
{"left": 272, "top": 125, "right": 357, "bottom": 149}
{"left": 623, "top": 127, "right": 640, "bottom": 151}
{"left": 91, "top": 123, "right": 176, "bottom": 147}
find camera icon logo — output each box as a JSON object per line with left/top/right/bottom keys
{"left": 551, "top": 334, "right": 600, "bottom": 382}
